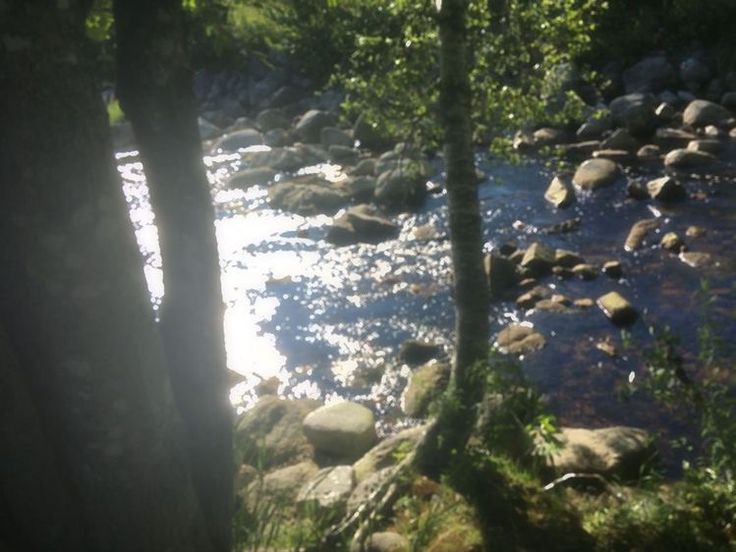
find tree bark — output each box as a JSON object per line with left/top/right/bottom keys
{"left": 416, "top": 0, "right": 490, "bottom": 476}
{"left": 0, "top": 2, "right": 211, "bottom": 551}
{"left": 113, "top": 2, "right": 232, "bottom": 550}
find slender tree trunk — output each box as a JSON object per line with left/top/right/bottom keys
{"left": 0, "top": 3, "right": 211, "bottom": 551}
{"left": 416, "top": 0, "right": 490, "bottom": 476}
{"left": 113, "top": 2, "right": 232, "bottom": 550}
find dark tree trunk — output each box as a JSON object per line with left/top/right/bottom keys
{"left": 113, "top": 2, "right": 232, "bottom": 550}
{"left": 416, "top": 0, "right": 490, "bottom": 476}
{"left": 0, "top": 3, "right": 211, "bottom": 551}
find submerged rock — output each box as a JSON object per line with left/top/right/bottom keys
{"left": 496, "top": 324, "right": 546, "bottom": 354}
{"left": 303, "top": 401, "right": 377, "bottom": 461}
{"left": 326, "top": 204, "right": 398, "bottom": 246}
{"left": 227, "top": 167, "right": 276, "bottom": 189}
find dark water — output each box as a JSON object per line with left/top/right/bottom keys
{"left": 118, "top": 144, "right": 736, "bottom": 471}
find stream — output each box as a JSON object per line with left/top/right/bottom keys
{"left": 118, "top": 145, "right": 736, "bottom": 472}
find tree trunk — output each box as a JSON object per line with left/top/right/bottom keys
{"left": 0, "top": 3, "right": 211, "bottom": 551}
{"left": 113, "top": 2, "right": 232, "bottom": 550}
{"left": 416, "top": 0, "right": 490, "bottom": 476}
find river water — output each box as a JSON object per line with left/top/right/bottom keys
{"left": 118, "top": 145, "right": 736, "bottom": 468}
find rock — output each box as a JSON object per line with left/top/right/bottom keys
{"left": 244, "top": 461, "right": 319, "bottom": 508}
{"left": 654, "top": 128, "right": 698, "bottom": 149}
{"left": 636, "top": 144, "right": 661, "bottom": 160}
{"left": 375, "top": 167, "right": 427, "bottom": 211}
{"left": 353, "top": 426, "right": 427, "bottom": 482}
{"left": 235, "top": 396, "right": 322, "bottom": 469}
{"left": 554, "top": 249, "right": 584, "bottom": 268}
{"left": 646, "top": 175, "right": 686, "bottom": 201}
{"left": 683, "top": 99, "right": 732, "bottom": 127}
{"left": 623, "top": 56, "right": 676, "bottom": 94}
{"left": 532, "top": 127, "right": 567, "bottom": 146}
{"left": 660, "top": 232, "right": 684, "bottom": 252}
{"left": 297, "top": 465, "right": 355, "bottom": 514}
{"left": 110, "top": 121, "right": 135, "bottom": 150}
{"left": 351, "top": 158, "right": 377, "bottom": 177}
{"left": 626, "top": 179, "right": 650, "bottom": 200}
{"left": 347, "top": 467, "right": 395, "bottom": 516}
{"left": 402, "top": 360, "right": 451, "bottom": 418}
{"left": 680, "top": 57, "right": 711, "bottom": 85}
{"left": 609, "top": 93, "right": 657, "bottom": 135}
{"left": 625, "top": 219, "right": 660, "bottom": 251}
{"left": 561, "top": 140, "right": 601, "bottom": 158}
{"left": 575, "top": 298, "right": 595, "bottom": 308}
{"left": 496, "top": 324, "right": 546, "bottom": 354}
{"left": 198, "top": 117, "right": 222, "bottom": 140}
{"left": 576, "top": 114, "right": 613, "bottom": 140}
{"left": 295, "top": 110, "right": 337, "bottom": 143}
{"left": 592, "top": 149, "right": 633, "bottom": 162}
{"left": 572, "top": 158, "right": 621, "bottom": 190}
{"left": 663, "top": 148, "right": 716, "bottom": 169}
{"left": 601, "top": 128, "right": 639, "bottom": 152}
{"left": 597, "top": 291, "right": 638, "bottom": 325}
{"left": 269, "top": 84, "right": 304, "bottom": 108}
{"left": 328, "top": 145, "right": 360, "bottom": 165}
{"left": 687, "top": 139, "right": 723, "bottom": 155}
{"left": 679, "top": 251, "right": 713, "bottom": 268}
{"left": 268, "top": 175, "right": 348, "bottom": 216}
{"left": 321, "top": 126, "right": 354, "bottom": 148}
{"left": 703, "top": 125, "right": 726, "bottom": 139}
{"left": 256, "top": 108, "right": 289, "bottom": 132}
{"left": 227, "top": 167, "right": 276, "bottom": 189}
{"left": 264, "top": 128, "right": 291, "bottom": 148}
{"left": 516, "top": 287, "right": 549, "bottom": 309}
{"left": 552, "top": 266, "right": 574, "bottom": 279}
{"left": 572, "top": 263, "right": 598, "bottom": 280}
{"left": 303, "top": 402, "right": 377, "bottom": 461}
{"left": 399, "top": 340, "right": 443, "bottom": 366}
{"left": 344, "top": 176, "right": 377, "bottom": 203}
{"left": 358, "top": 532, "right": 410, "bottom": 552}
{"left": 484, "top": 254, "right": 519, "bottom": 298}
{"left": 326, "top": 205, "right": 398, "bottom": 246}
{"left": 520, "top": 242, "right": 556, "bottom": 276}
{"left": 678, "top": 90, "right": 697, "bottom": 104}
{"left": 547, "top": 426, "right": 654, "bottom": 478}
{"left": 722, "top": 91, "right": 736, "bottom": 112}
{"left": 212, "top": 128, "right": 264, "bottom": 152}
{"left": 686, "top": 226, "right": 706, "bottom": 238}
{"left": 654, "top": 102, "right": 676, "bottom": 121}
{"left": 268, "top": 147, "right": 308, "bottom": 172}
{"left": 602, "top": 260, "right": 623, "bottom": 278}
{"left": 544, "top": 175, "right": 575, "bottom": 208}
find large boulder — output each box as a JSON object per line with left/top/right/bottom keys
{"left": 297, "top": 465, "right": 355, "bottom": 515}
{"left": 326, "top": 204, "right": 398, "bottom": 246}
{"left": 242, "top": 460, "right": 319, "bottom": 508}
{"left": 375, "top": 167, "right": 427, "bottom": 211}
{"left": 353, "top": 425, "right": 428, "bottom": 482}
{"left": 680, "top": 56, "right": 712, "bottom": 86}
{"left": 227, "top": 167, "right": 276, "bottom": 189}
{"left": 572, "top": 158, "right": 620, "bottom": 190}
{"left": 663, "top": 148, "right": 716, "bottom": 169}
{"left": 295, "top": 110, "right": 337, "bottom": 143}
{"left": 303, "top": 401, "right": 377, "bottom": 461}
{"left": 682, "top": 99, "right": 732, "bottom": 127}
{"left": 622, "top": 56, "right": 676, "bottom": 94}
{"left": 547, "top": 426, "right": 654, "bottom": 478}
{"left": 401, "top": 360, "right": 451, "bottom": 418}
{"left": 609, "top": 93, "right": 657, "bottom": 135}
{"left": 268, "top": 175, "right": 349, "bottom": 216}
{"left": 234, "top": 396, "right": 322, "bottom": 469}
{"left": 544, "top": 175, "right": 575, "bottom": 208}
{"left": 212, "top": 128, "right": 264, "bottom": 152}
{"left": 256, "top": 108, "right": 290, "bottom": 132}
